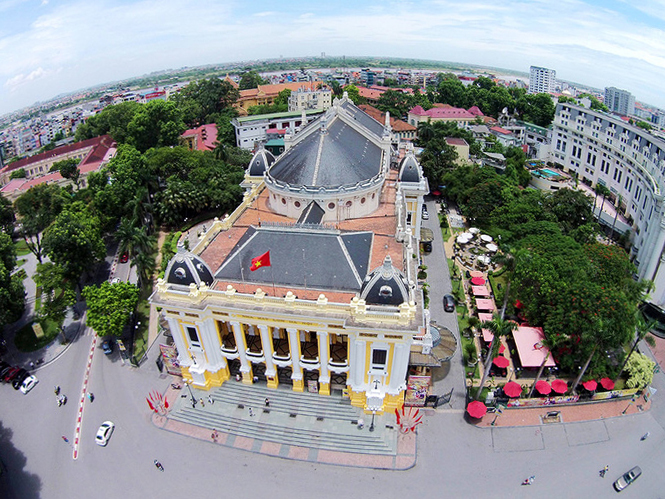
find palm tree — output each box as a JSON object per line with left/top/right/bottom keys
{"left": 212, "top": 139, "right": 228, "bottom": 162}
{"left": 475, "top": 314, "right": 518, "bottom": 400}
{"left": 133, "top": 251, "right": 156, "bottom": 289}
{"left": 595, "top": 184, "right": 611, "bottom": 226}
{"left": 614, "top": 312, "right": 657, "bottom": 383}
{"left": 417, "top": 120, "right": 435, "bottom": 145}
{"left": 527, "top": 334, "right": 556, "bottom": 397}
{"left": 610, "top": 194, "right": 623, "bottom": 237}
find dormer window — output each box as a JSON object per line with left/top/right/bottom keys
{"left": 174, "top": 267, "right": 187, "bottom": 279}
{"left": 379, "top": 285, "right": 393, "bottom": 298}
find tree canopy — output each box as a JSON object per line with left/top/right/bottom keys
{"left": 83, "top": 281, "right": 140, "bottom": 337}
{"left": 238, "top": 70, "right": 268, "bottom": 90}
{"left": 0, "top": 232, "right": 25, "bottom": 328}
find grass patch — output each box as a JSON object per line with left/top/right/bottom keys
{"left": 488, "top": 272, "right": 509, "bottom": 308}
{"left": 13, "top": 239, "right": 31, "bottom": 257}
{"left": 14, "top": 318, "right": 60, "bottom": 352}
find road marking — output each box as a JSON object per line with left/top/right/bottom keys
{"left": 73, "top": 335, "right": 96, "bottom": 460}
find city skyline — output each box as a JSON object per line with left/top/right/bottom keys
{"left": 2, "top": 0, "right": 665, "bottom": 116}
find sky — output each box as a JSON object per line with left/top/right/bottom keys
{"left": 2, "top": 0, "right": 665, "bottom": 116}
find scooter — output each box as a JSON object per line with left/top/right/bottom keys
{"left": 57, "top": 395, "right": 67, "bottom": 407}
{"left": 521, "top": 476, "right": 535, "bottom": 486}
{"left": 154, "top": 460, "right": 164, "bottom": 471}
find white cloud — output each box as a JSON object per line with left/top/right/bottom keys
{"left": 5, "top": 66, "right": 47, "bottom": 89}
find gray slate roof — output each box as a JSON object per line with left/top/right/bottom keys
{"left": 268, "top": 113, "right": 383, "bottom": 189}
{"left": 297, "top": 201, "right": 325, "bottom": 225}
{"left": 215, "top": 226, "right": 373, "bottom": 291}
{"left": 166, "top": 252, "right": 215, "bottom": 287}
{"left": 339, "top": 100, "right": 386, "bottom": 137}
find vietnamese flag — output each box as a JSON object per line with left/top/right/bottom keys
{"left": 250, "top": 251, "right": 271, "bottom": 271}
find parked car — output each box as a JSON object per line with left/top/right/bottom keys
{"left": 443, "top": 294, "right": 456, "bottom": 312}
{"left": 614, "top": 466, "right": 642, "bottom": 492}
{"left": 19, "top": 375, "right": 38, "bottom": 394}
{"left": 0, "top": 363, "right": 12, "bottom": 378}
{"left": 2, "top": 367, "right": 20, "bottom": 383}
{"left": 110, "top": 277, "right": 121, "bottom": 284}
{"left": 422, "top": 207, "right": 429, "bottom": 220}
{"left": 101, "top": 339, "right": 114, "bottom": 355}
{"left": 11, "top": 369, "right": 30, "bottom": 389}
{"left": 95, "top": 421, "right": 115, "bottom": 446}
{"left": 119, "top": 252, "right": 129, "bottom": 264}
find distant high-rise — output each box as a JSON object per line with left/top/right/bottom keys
{"left": 604, "top": 87, "right": 635, "bottom": 116}
{"left": 528, "top": 66, "right": 556, "bottom": 94}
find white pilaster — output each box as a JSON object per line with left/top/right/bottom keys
{"left": 317, "top": 331, "right": 330, "bottom": 383}
{"left": 230, "top": 321, "right": 251, "bottom": 376}
{"left": 287, "top": 327, "right": 303, "bottom": 382}
{"left": 258, "top": 325, "right": 276, "bottom": 377}
{"left": 167, "top": 316, "right": 191, "bottom": 368}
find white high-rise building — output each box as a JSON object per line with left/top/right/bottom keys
{"left": 529, "top": 66, "right": 556, "bottom": 94}
{"left": 604, "top": 87, "right": 635, "bottom": 116}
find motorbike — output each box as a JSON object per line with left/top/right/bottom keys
{"left": 57, "top": 395, "right": 67, "bottom": 407}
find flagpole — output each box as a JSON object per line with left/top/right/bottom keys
{"left": 271, "top": 263, "right": 276, "bottom": 297}
{"left": 302, "top": 248, "right": 307, "bottom": 290}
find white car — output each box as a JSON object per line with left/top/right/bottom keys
{"left": 19, "top": 375, "right": 38, "bottom": 394}
{"left": 110, "top": 278, "right": 121, "bottom": 284}
{"left": 95, "top": 421, "right": 115, "bottom": 446}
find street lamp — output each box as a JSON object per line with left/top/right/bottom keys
{"left": 369, "top": 411, "right": 376, "bottom": 432}
{"left": 183, "top": 379, "right": 197, "bottom": 408}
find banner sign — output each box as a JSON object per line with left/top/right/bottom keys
{"left": 159, "top": 344, "right": 181, "bottom": 376}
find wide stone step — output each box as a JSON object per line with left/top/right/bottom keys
{"left": 168, "top": 408, "right": 394, "bottom": 455}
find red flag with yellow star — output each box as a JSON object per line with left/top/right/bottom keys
{"left": 250, "top": 251, "right": 271, "bottom": 271}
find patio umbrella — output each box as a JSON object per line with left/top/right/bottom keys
{"left": 486, "top": 243, "right": 498, "bottom": 252}
{"left": 477, "top": 255, "right": 491, "bottom": 265}
{"left": 470, "top": 277, "right": 486, "bottom": 286}
{"left": 600, "top": 377, "right": 615, "bottom": 390}
{"left": 498, "top": 344, "right": 506, "bottom": 354}
{"left": 467, "top": 400, "right": 487, "bottom": 419}
{"left": 480, "top": 234, "right": 493, "bottom": 243}
{"left": 535, "top": 380, "right": 552, "bottom": 395}
{"left": 469, "top": 228, "right": 480, "bottom": 234}
{"left": 492, "top": 356, "right": 510, "bottom": 368}
{"left": 503, "top": 381, "right": 522, "bottom": 398}
{"left": 582, "top": 380, "right": 598, "bottom": 391}
{"left": 551, "top": 379, "right": 568, "bottom": 394}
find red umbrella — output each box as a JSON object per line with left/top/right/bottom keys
{"left": 600, "top": 377, "right": 615, "bottom": 390}
{"left": 470, "top": 277, "right": 486, "bottom": 286}
{"left": 582, "top": 380, "right": 598, "bottom": 391}
{"left": 503, "top": 381, "right": 522, "bottom": 398}
{"left": 515, "top": 299, "right": 523, "bottom": 309}
{"left": 467, "top": 400, "right": 487, "bottom": 419}
{"left": 535, "top": 380, "right": 552, "bottom": 395}
{"left": 498, "top": 344, "right": 506, "bottom": 354}
{"left": 492, "top": 356, "right": 510, "bottom": 368}
{"left": 432, "top": 190, "right": 441, "bottom": 196}
{"left": 551, "top": 379, "right": 568, "bottom": 394}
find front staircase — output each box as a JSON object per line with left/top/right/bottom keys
{"left": 167, "top": 382, "right": 398, "bottom": 455}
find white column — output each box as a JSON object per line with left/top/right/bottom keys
{"left": 258, "top": 325, "right": 276, "bottom": 377}
{"left": 349, "top": 338, "right": 366, "bottom": 389}
{"left": 317, "top": 331, "right": 330, "bottom": 384}
{"left": 167, "top": 316, "right": 190, "bottom": 368}
{"left": 390, "top": 343, "right": 409, "bottom": 391}
{"left": 287, "top": 327, "right": 302, "bottom": 382}
{"left": 199, "top": 318, "right": 226, "bottom": 370}
{"left": 230, "top": 321, "right": 250, "bottom": 376}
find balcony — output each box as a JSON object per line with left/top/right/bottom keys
{"left": 272, "top": 338, "right": 292, "bottom": 367}
{"left": 220, "top": 333, "right": 238, "bottom": 359}
{"left": 300, "top": 341, "right": 320, "bottom": 369}
{"left": 328, "top": 343, "right": 349, "bottom": 373}
{"left": 245, "top": 335, "right": 265, "bottom": 363}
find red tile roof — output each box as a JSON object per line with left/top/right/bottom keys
{"left": 446, "top": 137, "right": 468, "bottom": 146}
{"left": 180, "top": 124, "right": 218, "bottom": 152}
{"left": 358, "top": 105, "right": 416, "bottom": 132}
{"left": 490, "top": 126, "right": 513, "bottom": 135}
{"left": 409, "top": 106, "right": 475, "bottom": 119}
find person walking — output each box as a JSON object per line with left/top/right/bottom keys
{"left": 61, "top": 436, "right": 69, "bottom": 443}
{"left": 54, "top": 386, "right": 60, "bottom": 396}
{"left": 249, "top": 407, "right": 254, "bottom": 417}
{"left": 88, "top": 393, "right": 95, "bottom": 403}
{"left": 208, "top": 395, "right": 213, "bottom": 405}
{"left": 265, "top": 397, "right": 270, "bottom": 407}
{"left": 199, "top": 397, "right": 205, "bottom": 407}
{"left": 600, "top": 465, "right": 609, "bottom": 478}
{"left": 154, "top": 460, "right": 164, "bottom": 471}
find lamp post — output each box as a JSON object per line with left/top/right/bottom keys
{"left": 369, "top": 411, "right": 376, "bottom": 432}
{"left": 183, "top": 379, "right": 196, "bottom": 407}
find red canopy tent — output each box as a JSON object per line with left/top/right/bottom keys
{"left": 470, "top": 277, "right": 486, "bottom": 286}
{"left": 600, "top": 378, "right": 615, "bottom": 390}
{"left": 492, "top": 356, "right": 510, "bottom": 368}
{"left": 472, "top": 285, "right": 490, "bottom": 297}
{"left": 551, "top": 379, "right": 568, "bottom": 394}
{"left": 582, "top": 380, "right": 598, "bottom": 391}
{"left": 503, "top": 381, "right": 522, "bottom": 398}
{"left": 535, "top": 380, "right": 552, "bottom": 395}
{"left": 467, "top": 400, "right": 487, "bottom": 419}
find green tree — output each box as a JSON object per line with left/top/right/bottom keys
{"left": 33, "top": 262, "right": 76, "bottom": 327}
{"left": 436, "top": 77, "right": 467, "bottom": 108}
{"left": 0, "top": 195, "right": 15, "bottom": 234}
{"left": 376, "top": 90, "right": 416, "bottom": 118}
{"left": 51, "top": 158, "right": 81, "bottom": 188}
{"left": 83, "top": 281, "right": 140, "bottom": 337}
{"left": 0, "top": 232, "right": 25, "bottom": 327}
{"left": 42, "top": 203, "right": 105, "bottom": 285}
{"left": 14, "top": 183, "right": 67, "bottom": 262}
{"left": 126, "top": 100, "right": 185, "bottom": 153}
{"left": 172, "top": 77, "right": 239, "bottom": 126}
{"left": 624, "top": 352, "right": 655, "bottom": 389}
{"left": 238, "top": 70, "right": 267, "bottom": 90}
{"left": 342, "top": 85, "right": 366, "bottom": 105}
{"left": 75, "top": 101, "right": 141, "bottom": 143}
{"left": 10, "top": 168, "right": 26, "bottom": 179}
{"left": 578, "top": 93, "right": 608, "bottom": 112}
{"left": 615, "top": 312, "right": 658, "bottom": 383}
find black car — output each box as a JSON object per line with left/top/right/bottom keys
{"left": 0, "top": 362, "right": 10, "bottom": 377}
{"left": 443, "top": 294, "right": 456, "bottom": 312}
{"left": 12, "top": 369, "right": 30, "bottom": 389}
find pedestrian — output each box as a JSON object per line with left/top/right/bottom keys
{"left": 235, "top": 374, "right": 241, "bottom": 382}
{"left": 249, "top": 407, "right": 254, "bottom": 417}
{"left": 208, "top": 395, "right": 213, "bottom": 405}
{"left": 88, "top": 393, "right": 94, "bottom": 403}
{"left": 191, "top": 400, "right": 197, "bottom": 409}
{"left": 54, "top": 385, "right": 60, "bottom": 396}
{"left": 154, "top": 460, "right": 164, "bottom": 471}
{"left": 211, "top": 429, "right": 218, "bottom": 441}
{"left": 265, "top": 397, "right": 270, "bottom": 407}
{"left": 61, "top": 436, "right": 69, "bottom": 443}
{"left": 199, "top": 397, "right": 205, "bottom": 407}
{"left": 29, "top": 361, "right": 35, "bottom": 369}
